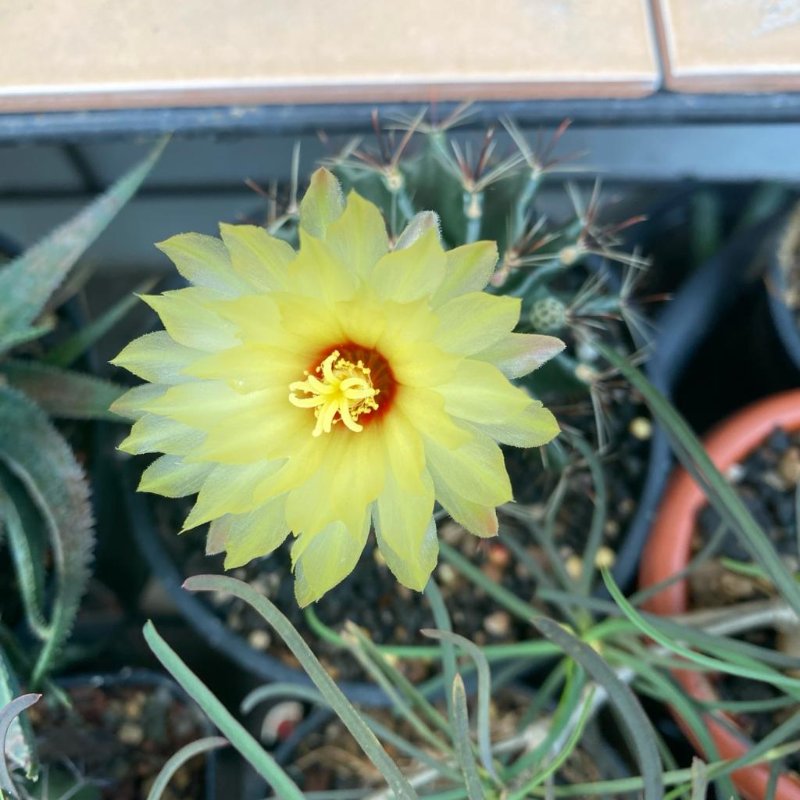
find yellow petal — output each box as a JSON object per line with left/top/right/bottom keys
{"left": 325, "top": 191, "right": 389, "bottom": 279}
{"left": 373, "top": 469, "right": 437, "bottom": 591}
{"left": 474, "top": 333, "right": 565, "bottom": 378}
{"left": 388, "top": 342, "right": 459, "bottom": 388}
{"left": 110, "top": 384, "right": 168, "bottom": 420}
{"left": 138, "top": 455, "right": 213, "bottom": 498}
{"left": 378, "top": 408, "right": 425, "bottom": 492}
{"left": 397, "top": 387, "right": 471, "bottom": 449}
{"left": 219, "top": 495, "right": 291, "bottom": 568}
{"left": 183, "top": 461, "right": 284, "bottom": 530}
{"left": 299, "top": 168, "right": 344, "bottom": 238}
{"left": 436, "top": 360, "right": 532, "bottom": 425}
{"left": 183, "top": 343, "right": 302, "bottom": 393}
{"left": 435, "top": 487, "right": 499, "bottom": 538}
{"left": 287, "top": 232, "right": 356, "bottom": 303}
{"left": 156, "top": 233, "right": 250, "bottom": 296}
{"left": 433, "top": 292, "right": 520, "bottom": 355}
{"left": 433, "top": 241, "right": 498, "bottom": 305}
{"left": 423, "top": 427, "right": 512, "bottom": 508}
{"left": 118, "top": 413, "right": 204, "bottom": 455}
{"left": 110, "top": 332, "right": 201, "bottom": 384}
{"left": 474, "top": 403, "right": 560, "bottom": 448}
{"left": 219, "top": 223, "right": 294, "bottom": 291}
{"left": 284, "top": 427, "right": 384, "bottom": 537}
{"left": 140, "top": 288, "right": 238, "bottom": 352}
{"left": 292, "top": 515, "right": 370, "bottom": 607}
{"left": 370, "top": 227, "right": 446, "bottom": 303}
{"left": 394, "top": 211, "right": 439, "bottom": 250}
{"left": 213, "top": 294, "right": 282, "bottom": 344}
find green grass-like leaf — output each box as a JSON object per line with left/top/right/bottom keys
{"left": 184, "top": 574, "right": 419, "bottom": 800}
{"left": 531, "top": 617, "right": 664, "bottom": 800}
{"left": 146, "top": 736, "right": 227, "bottom": 800}
{"left": 450, "top": 674, "right": 485, "bottom": 800}
{"left": 143, "top": 621, "right": 304, "bottom": 799}
{"left": 600, "top": 343, "right": 800, "bottom": 620}
{"left": 0, "top": 693, "right": 40, "bottom": 799}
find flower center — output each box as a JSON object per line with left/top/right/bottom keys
{"left": 289, "top": 349, "right": 381, "bottom": 437}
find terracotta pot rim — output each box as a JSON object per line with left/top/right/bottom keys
{"left": 638, "top": 389, "right": 800, "bottom": 800}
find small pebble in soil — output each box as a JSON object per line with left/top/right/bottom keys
{"left": 248, "top": 628, "right": 272, "bottom": 650}
{"left": 484, "top": 610, "right": 512, "bottom": 638}
{"left": 565, "top": 554, "right": 583, "bottom": 580}
{"left": 628, "top": 416, "right": 652, "bottom": 441}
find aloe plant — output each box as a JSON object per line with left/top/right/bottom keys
{"left": 0, "top": 140, "right": 165, "bottom": 789}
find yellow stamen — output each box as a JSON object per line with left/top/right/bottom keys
{"left": 289, "top": 350, "right": 380, "bottom": 436}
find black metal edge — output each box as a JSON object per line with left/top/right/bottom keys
{"left": 2, "top": 91, "right": 800, "bottom": 144}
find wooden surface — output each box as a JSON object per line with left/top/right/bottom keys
{"left": 0, "top": 0, "right": 659, "bottom": 111}
{"left": 654, "top": 0, "right": 800, "bottom": 90}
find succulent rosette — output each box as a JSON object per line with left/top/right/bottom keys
{"left": 111, "top": 169, "right": 563, "bottom": 605}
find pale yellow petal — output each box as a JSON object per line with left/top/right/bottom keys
{"left": 183, "top": 343, "right": 303, "bottom": 393}
{"left": 286, "top": 232, "right": 356, "bottom": 303}
{"left": 118, "top": 413, "right": 204, "bottom": 455}
{"left": 219, "top": 495, "right": 291, "bottom": 568}
{"left": 436, "top": 360, "right": 532, "bottom": 425}
{"left": 110, "top": 332, "right": 201, "bottom": 384}
{"left": 474, "top": 333, "right": 565, "bottom": 378}
{"left": 292, "top": 515, "right": 370, "bottom": 606}
{"left": 299, "top": 168, "right": 344, "bottom": 238}
{"left": 219, "top": 223, "right": 294, "bottom": 291}
{"left": 472, "top": 403, "right": 560, "bottom": 448}
{"left": 432, "top": 292, "right": 520, "bottom": 355}
{"left": 325, "top": 191, "right": 389, "bottom": 279}
{"left": 373, "top": 469, "right": 437, "bottom": 591}
{"left": 156, "top": 232, "right": 250, "bottom": 296}
{"left": 213, "top": 294, "right": 282, "bottom": 344}
{"left": 396, "top": 387, "right": 471, "bottom": 449}
{"left": 387, "top": 342, "right": 459, "bottom": 388}
{"left": 140, "top": 288, "right": 238, "bottom": 352}
{"left": 184, "top": 461, "right": 284, "bottom": 530}
{"left": 378, "top": 408, "right": 424, "bottom": 492}
{"left": 110, "top": 384, "right": 168, "bottom": 420}
{"left": 394, "top": 211, "right": 439, "bottom": 250}
{"left": 284, "top": 427, "right": 384, "bottom": 537}
{"left": 435, "top": 487, "right": 499, "bottom": 538}
{"left": 423, "top": 427, "right": 512, "bottom": 508}
{"left": 138, "top": 455, "right": 213, "bottom": 498}
{"left": 433, "top": 241, "right": 498, "bottom": 305}
{"left": 370, "top": 227, "right": 446, "bottom": 303}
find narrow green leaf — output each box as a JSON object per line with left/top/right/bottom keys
{"left": 146, "top": 736, "right": 227, "bottom": 800}
{"left": 424, "top": 581, "right": 457, "bottom": 722}
{"left": 143, "top": 621, "right": 304, "bottom": 800}
{"left": 451, "top": 675, "right": 485, "bottom": 800}
{"left": 44, "top": 278, "right": 158, "bottom": 368}
{"left": 421, "top": 630, "right": 494, "bottom": 778}
{"left": 599, "top": 344, "right": 800, "bottom": 620}
{"left": 0, "top": 361, "right": 124, "bottom": 421}
{"left": 0, "top": 693, "right": 40, "bottom": 799}
{"left": 0, "top": 139, "right": 166, "bottom": 339}
{"left": 184, "top": 574, "right": 418, "bottom": 800}
{"left": 0, "top": 386, "right": 94, "bottom": 687}
{"left": 603, "top": 570, "right": 800, "bottom": 698}
{"left": 507, "top": 689, "right": 595, "bottom": 800}
{"left": 690, "top": 757, "right": 709, "bottom": 800}
{"left": 531, "top": 617, "right": 664, "bottom": 800}
{"left": 0, "top": 650, "right": 35, "bottom": 784}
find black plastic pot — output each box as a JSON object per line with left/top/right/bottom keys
{"left": 765, "top": 234, "right": 800, "bottom": 378}
{"left": 603, "top": 198, "right": 792, "bottom": 593}
{"left": 54, "top": 668, "right": 218, "bottom": 800}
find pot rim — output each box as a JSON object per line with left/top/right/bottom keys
{"left": 638, "top": 389, "right": 800, "bottom": 800}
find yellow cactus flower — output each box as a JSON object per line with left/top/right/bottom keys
{"left": 111, "top": 169, "right": 564, "bottom": 606}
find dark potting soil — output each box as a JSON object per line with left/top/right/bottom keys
{"left": 690, "top": 427, "right": 800, "bottom": 773}
{"left": 26, "top": 682, "right": 208, "bottom": 800}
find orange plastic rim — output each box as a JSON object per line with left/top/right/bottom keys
{"left": 639, "top": 390, "right": 800, "bottom": 800}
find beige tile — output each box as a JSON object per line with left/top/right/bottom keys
{"left": 654, "top": 0, "right": 800, "bottom": 90}
{"left": 0, "top": 0, "right": 658, "bottom": 111}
